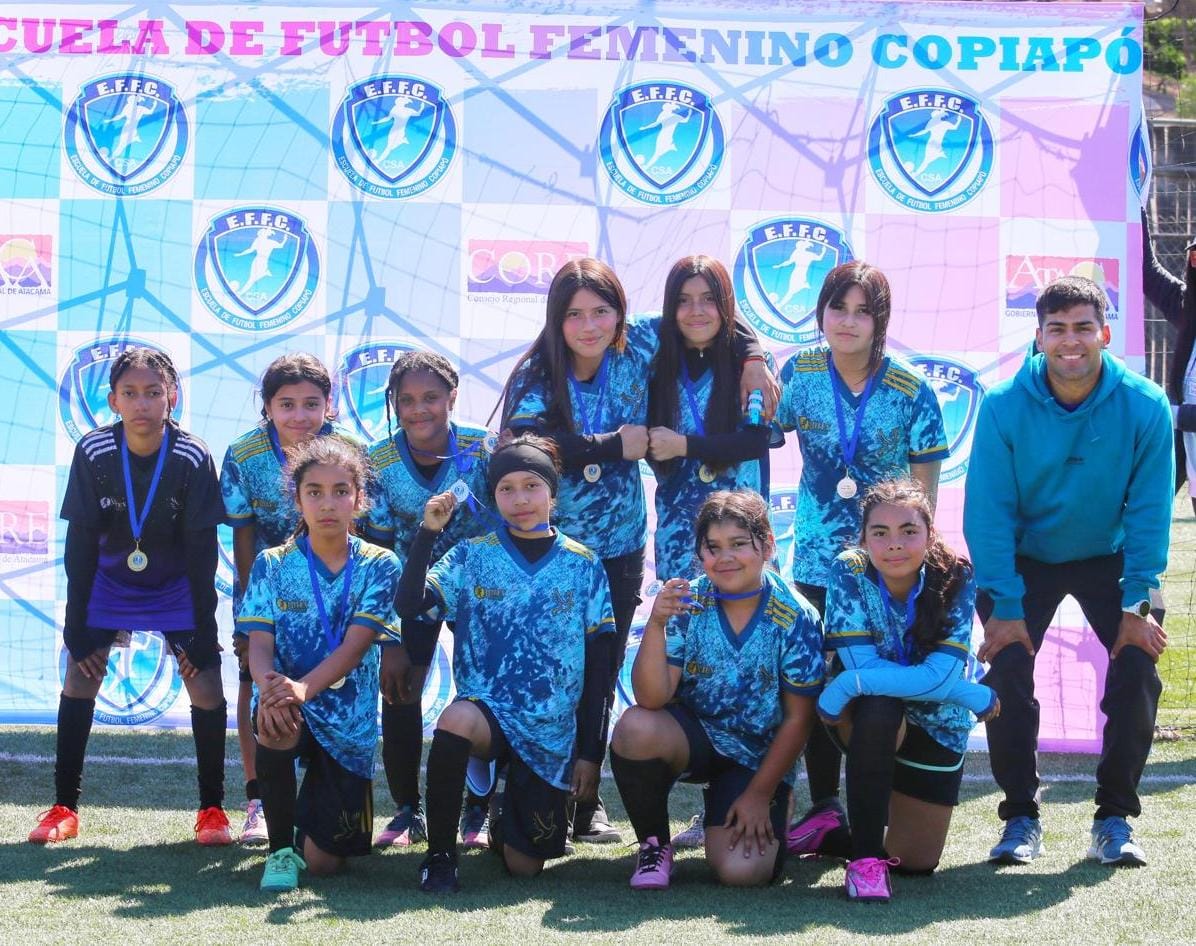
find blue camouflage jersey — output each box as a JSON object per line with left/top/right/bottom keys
{"left": 776, "top": 348, "right": 948, "bottom": 588}
{"left": 652, "top": 363, "right": 780, "bottom": 583}
{"left": 237, "top": 535, "right": 402, "bottom": 778}
{"left": 508, "top": 316, "right": 660, "bottom": 560}
{"left": 424, "top": 528, "right": 615, "bottom": 789}
{"left": 221, "top": 420, "right": 366, "bottom": 608}
{"left": 665, "top": 571, "right": 824, "bottom": 780}
{"left": 822, "top": 549, "right": 977, "bottom": 753}
{"left": 364, "top": 421, "right": 493, "bottom": 561}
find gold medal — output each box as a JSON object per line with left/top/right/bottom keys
{"left": 698, "top": 464, "right": 715, "bottom": 484}
{"left": 127, "top": 545, "right": 149, "bottom": 572}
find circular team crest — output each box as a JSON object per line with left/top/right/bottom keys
{"left": 867, "top": 88, "right": 993, "bottom": 213}
{"left": 767, "top": 485, "right": 799, "bottom": 580}
{"left": 420, "top": 641, "right": 454, "bottom": 730}
{"left": 599, "top": 80, "right": 725, "bottom": 205}
{"left": 59, "top": 633, "right": 182, "bottom": 726}
{"left": 613, "top": 620, "right": 646, "bottom": 723}
{"left": 194, "top": 206, "right": 320, "bottom": 332}
{"left": 332, "top": 75, "right": 457, "bottom": 199}
{"left": 63, "top": 73, "right": 188, "bottom": 196}
{"left": 733, "top": 217, "right": 854, "bottom": 345}
{"left": 909, "top": 355, "right": 985, "bottom": 484}
{"left": 333, "top": 341, "right": 417, "bottom": 441}
{"left": 58, "top": 336, "right": 184, "bottom": 442}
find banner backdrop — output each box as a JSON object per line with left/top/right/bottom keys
{"left": 0, "top": 1, "right": 1146, "bottom": 751}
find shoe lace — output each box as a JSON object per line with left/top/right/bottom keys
{"left": 36, "top": 805, "right": 72, "bottom": 825}
{"left": 637, "top": 843, "right": 668, "bottom": 872}
{"left": 196, "top": 807, "right": 226, "bottom": 832}
{"left": 851, "top": 857, "right": 899, "bottom": 888}
{"left": 1002, "top": 816, "right": 1035, "bottom": 844}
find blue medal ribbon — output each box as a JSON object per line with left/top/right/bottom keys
{"left": 567, "top": 350, "right": 610, "bottom": 436}
{"left": 408, "top": 427, "right": 483, "bottom": 475}
{"left": 121, "top": 426, "right": 170, "bottom": 551}
{"left": 305, "top": 536, "right": 356, "bottom": 654}
{"left": 828, "top": 359, "right": 880, "bottom": 476}
{"left": 681, "top": 369, "right": 707, "bottom": 437}
{"left": 878, "top": 568, "right": 925, "bottom": 666}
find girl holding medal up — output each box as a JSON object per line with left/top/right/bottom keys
{"left": 817, "top": 480, "right": 996, "bottom": 901}
{"left": 221, "top": 353, "right": 364, "bottom": 844}
{"left": 364, "top": 350, "right": 494, "bottom": 850}
{"left": 498, "top": 258, "right": 778, "bottom": 844}
{"left": 774, "top": 262, "right": 949, "bottom": 859}
{"left": 239, "top": 436, "right": 402, "bottom": 893}
{"left": 31, "top": 348, "right": 230, "bottom": 846}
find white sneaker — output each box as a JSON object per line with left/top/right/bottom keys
{"left": 240, "top": 798, "right": 269, "bottom": 845}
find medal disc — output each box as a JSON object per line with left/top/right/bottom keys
{"left": 698, "top": 464, "right": 715, "bottom": 484}
{"left": 583, "top": 463, "right": 601, "bottom": 483}
{"left": 450, "top": 479, "right": 470, "bottom": 502}
{"left": 127, "top": 548, "right": 149, "bottom": 572}
{"left": 836, "top": 476, "right": 858, "bottom": 500}
{"left": 328, "top": 677, "right": 346, "bottom": 690}
{"left": 645, "top": 579, "right": 664, "bottom": 597}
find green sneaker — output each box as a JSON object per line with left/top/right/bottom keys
{"left": 260, "top": 846, "right": 306, "bottom": 892}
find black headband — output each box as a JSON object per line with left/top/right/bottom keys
{"left": 487, "top": 442, "right": 559, "bottom": 497}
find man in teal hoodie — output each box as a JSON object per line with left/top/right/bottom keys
{"left": 964, "top": 275, "right": 1171, "bottom": 868}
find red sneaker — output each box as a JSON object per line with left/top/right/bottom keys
{"left": 29, "top": 805, "right": 79, "bottom": 844}
{"left": 195, "top": 806, "right": 233, "bottom": 846}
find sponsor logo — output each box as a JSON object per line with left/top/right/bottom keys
{"left": 868, "top": 88, "right": 993, "bottom": 213}
{"left": 467, "top": 240, "right": 588, "bottom": 296}
{"left": 332, "top": 75, "right": 457, "bottom": 199}
{"left": 0, "top": 501, "right": 50, "bottom": 562}
{"left": 599, "top": 80, "right": 725, "bottom": 205}
{"left": 195, "top": 207, "right": 319, "bottom": 331}
{"left": 1005, "top": 256, "right": 1120, "bottom": 320}
{"left": 734, "top": 217, "right": 854, "bottom": 345}
{"left": 64, "top": 73, "right": 188, "bottom": 195}
{"left": 0, "top": 235, "right": 51, "bottom": 295}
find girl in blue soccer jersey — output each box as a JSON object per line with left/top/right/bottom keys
{"left": 497, "top": 257, "right": 777, "bottom": 843}
{"left": 395, "top": 435, "right": 616, "bottom": 893}
{"left": 610, "top": 490, "right": 823, "bottom": 889}
{"left": 221, "top": 352, "right": 365, "bottom": 844}
{"left": 240, "top": 436, "right": 402, "bottom": 893}
{"left": 363, "top": 350, "right": 493, "bottom": 850}
{"left": 777, "top": 261, "right": 950, "bottom": 859}
{"left": 647, "top": 254, "right": 782, "bottom": 605}
{"left": 818, "top": 479, "right": 996, "bottom": 902}
{"left": 30, "top": 347, "right": 230, "bottom": 847}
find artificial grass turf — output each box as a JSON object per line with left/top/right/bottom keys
{"left": 2, "top": 727, "right": 1194, "bottom": 945}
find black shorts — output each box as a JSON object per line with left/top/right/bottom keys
{"left": 291, "top": 726, "right": 373, "bottom": 859}
{"left": 233, "top": 631, "right": 252, "bottom": 683}
{"left": 468, "top": 698, "right": 569, "bottom": 862}
{"left": 66, "top": 625, "right": 221, "bottom": 672}
{"left": 666, "top": 702, "right": 789, "bottom": 882}
{"left": 827, "top": 719, "right": 965, "bottom": 807}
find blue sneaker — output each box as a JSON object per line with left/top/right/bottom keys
{"left": 988, "top": 816, "right": 1045, "bottom": 865}
{"left": 1088, "top": 816, "right": 1146, "bottom": 867}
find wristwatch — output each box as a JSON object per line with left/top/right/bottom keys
{"left": 1123, "top": 599, "right": 1151, "bottom": 618}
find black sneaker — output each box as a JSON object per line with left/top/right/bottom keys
{"left": 573, "top": 799, "right": 623, "bottom": 844}
{"left": 419, "top": 850, "right": 460, "bottom": 894}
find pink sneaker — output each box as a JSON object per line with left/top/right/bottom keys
{"left": 629, "top": 837, "right": 674, "bottom": 890}
{"left": 786, "top": 800, "right": 851, "bottom": 857}
{"left": 844, "top": 856, "right": 899, "bottom": 902}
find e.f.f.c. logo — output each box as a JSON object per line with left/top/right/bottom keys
{"left": 195, "top": 207, "right": 319, "bottom": 332}
{"left": 59, "top": 632, "right": 182, "bottom": 726}
{"left": 909, "top": 356, "right": 985, "bottom": 484}
{"left": 64, "top": 74, "right": 187, "bottom": 196}
{"left": 868, "top": 89, "right": 993, "bottom": 213}
{"left": 333, "top": 342, "right": 417, "bottom": 441}
{"left": 599, "top": 81, "right": 724, "bottom": 205}
{"left": 332, "top": 75, "right": 457, "bottom": 199}
{"left": 733, "top": 218, "right": 854, "bottom": 346}
{"left": 58, "top": 337, "right": 183, "bottom": 442}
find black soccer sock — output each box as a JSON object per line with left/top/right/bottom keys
{"left": 381, "top": 699, "right": 423, "bottom": 809}
{"left": 245, "top": 779, "right": 259, "bottom": 802}
{"left": 54, "top": 694, "right": 96, "bottom": 811}
{"left": 464, "top": 787, "right": 493, "bottom": 812}
{"left": 425, "top": 729, "right": 471, "bottom": 853}
{"left": 804, "top": 718, "right": 843, "bottom": 804}
{"left": 610, "top": 752, "right": 674, "bottom": 843}
{"left": 845, "top": 696, "right": 905, "bottom": 861}
{"left": 191, "top": 702, "right": 227, "bottom": 810}
{"left": 256, "top": 743, "right": 298, "bottom": 853}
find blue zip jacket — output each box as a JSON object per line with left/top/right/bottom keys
{"left": 963, "top": 346, "right": 1173, "bottom": 619}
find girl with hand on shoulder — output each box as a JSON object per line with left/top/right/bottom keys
{"left": 220, "top": 352, "right": 364, "bottom": 845}
{"left": 363, "top": 350, "right": 494, "bottom": 850}
{"left": 818, "top": 479, "right": 996, "bottom": 903}
{"left": 610, "top": 490, "right": 823, "bottom": 889}
{"left": 239, "top": 437, "right": 402, "bottom": 894}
